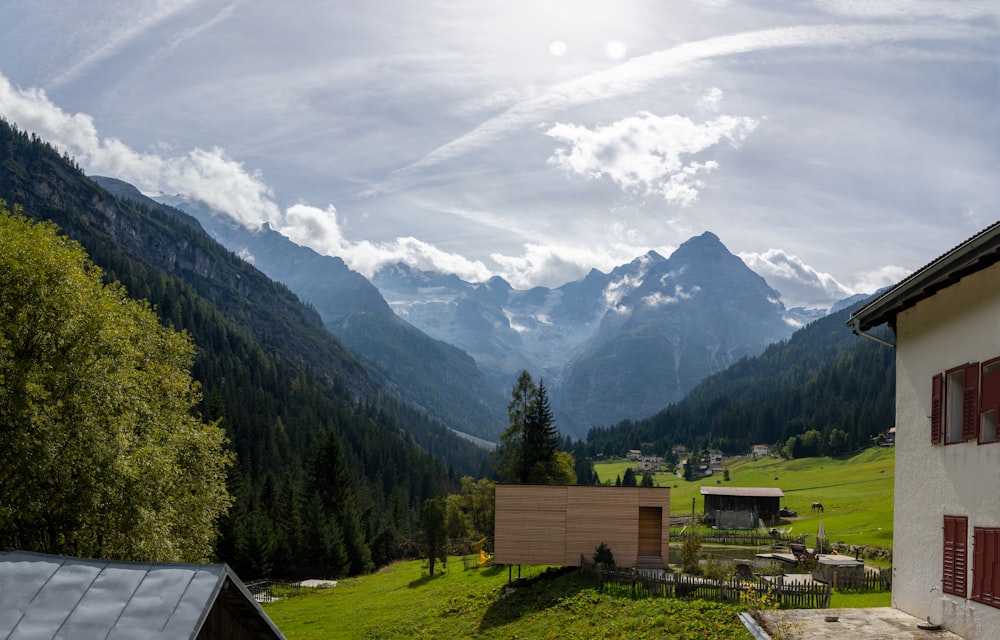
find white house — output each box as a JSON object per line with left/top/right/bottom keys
{"left": 637, "top": 455, "right": 662, "bottom": 472}
{"left": 751, "top": 444, "right": 770, "bottom": 458}
{"left": 849, "top": 221, "right": 1000, "bottom": 640}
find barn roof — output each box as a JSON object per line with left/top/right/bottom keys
{"left": 0, "top": 551, "right": 285, "bottom": 640}
{"left": 700, "top": 487, "right": 784, "bottom": 497}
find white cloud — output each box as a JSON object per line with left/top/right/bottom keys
{"left": 697, "top": 87, "right": 724, "bottom": 113}
{"left": 850, "top": 264, "right": 912, "bottom": 296}
{"left": 740, "top": 248, "right": 856, "bottom": 309}
{"left": 393, "top": 21, "right": 978, "bottom": 178}
{"left": 545, "top": 111, "right": 757, "bottom": 205}
{"left": 817, "top": 0, "right": 1000, "bottom": 20}
{"left": 644, "top": 284, "right": 698, "bottom": 307}
{"left": 0, "top": 73, "right": 281, "bottom": 228}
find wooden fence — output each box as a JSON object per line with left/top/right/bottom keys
{"left": 244, "top": 579, "right": 304, "bottom": 603}
{"left": 579, "top": 561, "right": 832, "bottom": 609}
{"left": 694, "top": 530, "right": 800, "bottom": 547}
{"left": 829, "top": 566, "right": 892, "bottom": 592}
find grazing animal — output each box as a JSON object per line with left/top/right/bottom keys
{"left": 811, "top": 502, "right": 824, "bottom": 513}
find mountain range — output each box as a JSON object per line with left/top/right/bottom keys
{"left": 109, "top": 185, "right": 844, "bottom": 440}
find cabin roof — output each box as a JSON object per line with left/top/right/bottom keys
{"left": 699, "top": 487, "right": 784, "bottom": 497}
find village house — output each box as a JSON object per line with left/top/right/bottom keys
{"left": 704, "top": 449, "right": 726, "bottom": 472}
{"left": 849, "top": 220, "right": 1000, "bottom": 640}
{"left": 626, "top": 449, "right": 642, "bottom": 461}
{"left": 637, "top": 454, "right": 662, "bottom": 472}
{"left": 751, "top": 443, "right": 770, "bottom": 458}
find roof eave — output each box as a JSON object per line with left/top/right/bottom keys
{"left": 849, "top": 220, "right": 1000, "bottom": 332}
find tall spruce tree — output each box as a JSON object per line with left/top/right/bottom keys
{"left": 495, "top": 371, "right": 575, "bottom": 484}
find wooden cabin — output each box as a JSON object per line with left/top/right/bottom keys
{"left": 700, "top": 486, "right": 784, "bottom": 528}
{"left": 494, "top": 485, "right": 670, "bottom": 570}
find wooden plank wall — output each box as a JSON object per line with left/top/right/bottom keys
{"left": 494, "top": 485, "right": 670, "bottom": 568}
{"left": 494, "top": 485, "right": 568, "bottom": 565}
{"left": 564, "top": 486, "right": 638, "bottom": 565}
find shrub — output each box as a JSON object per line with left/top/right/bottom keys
{"left": 593, "top": 542, "right": 616, "bottom": 570}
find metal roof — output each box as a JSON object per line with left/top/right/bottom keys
{"left": 699, "top": 487, "right": 784, "bottom": 497}
{"left": 0, "top": 551, "right": 285, "bottom": 640}
{"left": 849, "top": 220, "right": 1000, "bottom": 332}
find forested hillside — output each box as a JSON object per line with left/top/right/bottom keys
{"left": 584, "top": 304, "right": 895, "bottom": 457}
{"left": 0, "top": 119, "right": 488, "bottom": 578}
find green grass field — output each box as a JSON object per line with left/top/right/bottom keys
{"left": 596, "top": 447, "right": 895, "bottom": 549}
{"left": 264, "top": 558, "right": 751, "bottom": 639}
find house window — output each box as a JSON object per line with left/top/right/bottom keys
{"left": 973, "top": 527, "right": 1000, "bottom": 608}
{"left": 938, "top": 363, "right": 979, "bottom": 444}
{"left": 943, "top": 515, "right": 968, "bottom": 597}
{"left": 980, "top": 358, "right": 1000, "bottom": 444}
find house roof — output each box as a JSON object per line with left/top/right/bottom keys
{"left": 0, "top": 551, "right": 285, "bottom": 640}
{"left": 700, "top": 487, "right": 784, "bottom": 497}
{"left": 849, "top": 220, "right": 1000, "bottom": 332}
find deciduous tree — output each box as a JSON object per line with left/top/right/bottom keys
{"left": 0, "top": 203, "right": 233, "bottom": 562}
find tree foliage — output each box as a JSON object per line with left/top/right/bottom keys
{"left": 0, "top": 203, "right": 233, "bottom": 562}
{"left": 420, "top": 498, "right": 447, "bottom": 576}
{"left": 495, "top": 371, "right": 575, "bottom": 485}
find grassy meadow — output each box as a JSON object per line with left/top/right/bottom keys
{"left": 595, "top": 447, "right": 895, "bottom": 549}
{"left": 264, "top": 558, "right": 751, "bottom": 639}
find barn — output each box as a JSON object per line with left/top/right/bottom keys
{"left": 0, "top": 550, "right": 285, "bottom": 639}
{"left": 494, "top": 485, "right": 670, "bottom": 570}
{"left": 700, "top": 486, "right": 784, "bottom": 528}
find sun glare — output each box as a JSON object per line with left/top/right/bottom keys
{"left": 605, "top": 40, "right": 627, "bottom": 59}
{"left": 548, "top": 39, "right": 568, "bottom": 56}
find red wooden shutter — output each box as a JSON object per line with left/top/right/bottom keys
{"left": 932, "top": 373, "right": 943, "bottom": 445}
{"left": 974, "top": 528, "right": 1000, "bottom": 608}
{"left": 944, "top": 515, "right": 968, "bottom": 597}
{"left": 963, "top": 363, "right": 980, "bottom": 442}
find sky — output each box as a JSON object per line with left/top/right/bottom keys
{"left": 2, "top": 0, "right": 999, "bottom": 309}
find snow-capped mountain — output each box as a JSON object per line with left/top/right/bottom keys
{"left": 375, "top": 232, "right": 812, "bottom": 436}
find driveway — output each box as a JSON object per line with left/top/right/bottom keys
{"left": 757, "top": 607, "right": 963, "bottom": 639}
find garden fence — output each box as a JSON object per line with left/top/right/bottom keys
{"left": 579, "top": 560, "right": 832, "bottom": 609}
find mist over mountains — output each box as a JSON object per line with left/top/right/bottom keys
{"left": 118, "top": 187, "right": 848, "bottom": 440}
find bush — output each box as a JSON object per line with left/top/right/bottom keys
{"left": 593, "top": 542, "right": 616, "bottom": 570}
{"left": 678, "top": 532, "right": 702, "bottom": 574}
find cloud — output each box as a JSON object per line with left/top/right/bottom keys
{"left": 850, "top": 264, "right": 912, "bottom": 295}
{"left": 739, "top": 248, "right": 856, "bottom": 309}
{"left": 0, "top": 73, "right": 281, "bottom": 228}
{"left": 644, "top": 285, "right": 698, "bottom": 308}
{"left": 817, "top": 0, "right": 1000, "bottom": 20}
{"left": 392, "top": 22, "right": 977, "bottom": 179}
{"left": 545, "top": 111, "right": 757, "bottom": 205}
{"left": 49, "top": 0, "right": 203, "bottom": 88}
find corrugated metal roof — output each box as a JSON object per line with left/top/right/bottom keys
{"left": 0, "top": 551, "right": 285, "bottom": 640}
{"left": 700, "top": 487, "right": 784, "bottom": 497}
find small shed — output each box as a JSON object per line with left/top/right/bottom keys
{"left": 701, "top": 486, "right": 784, "bottom": 528}
{"left": 0, "top": 551, "right": 285, "bottom": 639}
{"left": 812, "top": 555, "right": 865, "bottom": 587}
